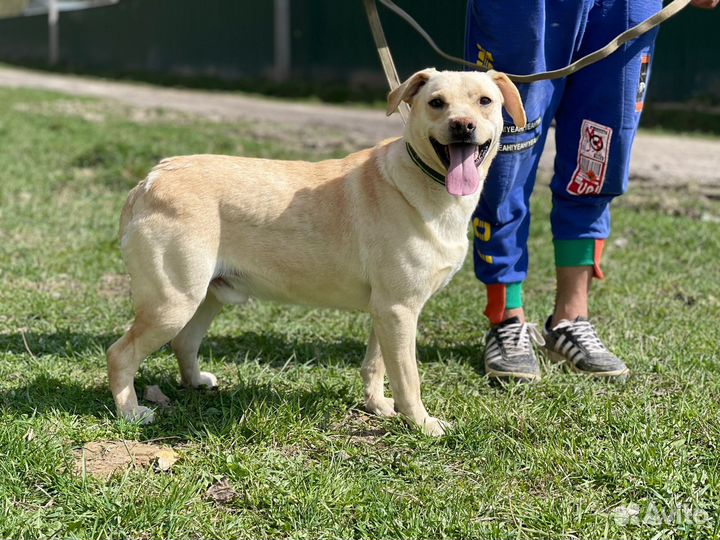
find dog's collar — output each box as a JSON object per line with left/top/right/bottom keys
{"left": 405, "top": 142, "right": 446, "bottom": 186}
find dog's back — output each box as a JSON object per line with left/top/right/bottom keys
{"left": 117, "top": 146, "right": 401, "bottom": 311}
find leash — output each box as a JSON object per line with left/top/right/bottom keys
{"left": 364, "top": 0, "right": 410, "bottom": 122}
{"left": 365, "top": 0, "right": 691, "bottom": 93}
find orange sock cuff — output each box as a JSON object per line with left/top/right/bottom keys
{"left": 484, "top": 282, "right": 522, "bottom": 324}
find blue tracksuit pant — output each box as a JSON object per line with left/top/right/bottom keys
{"left": 465, "top": 0, "right": 661, "bottom": 322}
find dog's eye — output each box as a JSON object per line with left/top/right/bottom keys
{"left": 479, "top": 96, "right": 492, "bottom": 106}
{"left": 428, "top": 98, "right": 445, "bottom": 109}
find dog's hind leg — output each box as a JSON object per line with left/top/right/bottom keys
{"left": 108, "top": 227, "right": 215, "bottom": 423}
{"left": 171, "top": 294, "right": 224, "bottom": 389}
{"left": 361, "top": 327, "right": 396, "bottom": 417}
{"left": 108, "top": 301, "right": 200, "bottom": 424}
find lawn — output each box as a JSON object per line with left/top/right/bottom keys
{"left": 0, "top": 87, "right": 719, "bottom": 539}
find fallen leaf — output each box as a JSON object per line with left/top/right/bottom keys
{"left": 154, "top": 448, "right": 180, "bottom": 471}
{"left": 98, "top": 273, "right": 130, "bottom": 298}
{"left": 206, "top": 478, "right": 237, "bottom": 505}
{"left": 24, "top": 428, "right": 35, "bottom": 442}
{"left": 144, "top": 385, "right": 171, "bottom": 406}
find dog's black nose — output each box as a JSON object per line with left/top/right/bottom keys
{"left": 449, "top": 117, "right": 476, "bottom": 137}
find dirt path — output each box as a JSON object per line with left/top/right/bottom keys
{"left": 0, "top": 65, "right": 718, "bottom": 200}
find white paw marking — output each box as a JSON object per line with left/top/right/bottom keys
{"left": 365, "top": 396, "right": 396, "bottom": 417}
{"left": 192, "top": 371, "right": 218, "bottom": 389}
{"left": 421, "top": 416, "right": 451, "bottom": 437}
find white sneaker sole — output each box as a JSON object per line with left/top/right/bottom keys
{"left": 547, "top": 350, "right": 630, "bottom": 378}
{"left": 485, "top": 367, "right": 541, "bottom": 382}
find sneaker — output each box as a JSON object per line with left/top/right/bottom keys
{"left": 543, "top": 316, "right": 629, "bottom": 380}
{"left": 484, "top": 316, "right": 545, "bottom": 382}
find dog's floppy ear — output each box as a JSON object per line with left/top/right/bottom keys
{"left": 386, "top": 68, "right": 437, "bottom": 116}
{"left": 488, "top": 70, "right": 526, "bottom": 129}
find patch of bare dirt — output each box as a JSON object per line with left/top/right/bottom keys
{"left": 333, "top": 410, "right": 390, "bottom": 446}
{"left": 19, "top": 274, "right": 84, "bottom": 299}
{"left": 98, "top": 273, "right": 130, "bottom": 299}
{"left": 73, "top": 440, "right": 180, "bottom": 479}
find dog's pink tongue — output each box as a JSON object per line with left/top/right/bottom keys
{"left": 446, "top": 144, "right": 479, "bottom": 197}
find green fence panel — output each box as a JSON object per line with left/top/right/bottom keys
{"left": 0, "top": 0, "right": 717, "bottom": 103}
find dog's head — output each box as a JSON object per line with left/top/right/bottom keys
{"left": 387, "top": 68, "right": 526, "bottom": 197}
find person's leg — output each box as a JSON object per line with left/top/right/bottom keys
{"left": 466, "top": 0, "right": 592, "bottom": 322}
{"left": 546, "top": 0, "right": 662, "bottom": 377}
{"left": 476, "top": 179, "right": 543, "bottom": 382}
{"left": 554, "top": 266, "right": 593, "bottom": 322}
{"left": 553, "top": 237, "right": 606, "bottom": 323}
{"left": 465, "top": 0, "right": 590, "bottom": 379}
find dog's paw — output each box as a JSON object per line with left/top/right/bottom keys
{"left": 120, "top": 405, "right": 156, "bottom": 424}
{"left": 192, "top": 371, "right": 218, "bottom": 389}
{"left": 365, "top": 396, "right": 396, "bottom": 417}
{"left": 421, "top": 416, "right": 451, "bottom": 437}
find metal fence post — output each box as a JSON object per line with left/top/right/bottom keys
{"left": 273, "top": 0, "right": 290, "bottom": 81}
{"left": 48, "top": 0, "right": 59, "bottom": 65}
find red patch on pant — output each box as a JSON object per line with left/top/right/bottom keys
{"left": 484, "top": 284, "right": 506, "bottom": 325}
{"left": 593, "top": 239, "right": 605, "bottom": 280}
{"left": 566, "top": 120, "right": 613, "bottom": 196}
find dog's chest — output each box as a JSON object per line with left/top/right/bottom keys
{"left": 422, "top": 212, "right": 471, "bottom": 294}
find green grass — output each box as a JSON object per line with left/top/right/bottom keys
{"left": 0, "top": 87, "right": 719, "bottom": 539}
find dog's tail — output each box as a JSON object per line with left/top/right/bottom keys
{"left": 119, "top": 160, "right": 170, "bottom": 241}
{"left": 118, "top": 182, "right": 144, "bottom": 242}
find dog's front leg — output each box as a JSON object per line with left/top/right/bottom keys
{"left": 362, "top": 327, "right": 396, "bottom": 417}
{"left": 371, "top": 304, "right": 449, "bottom": 436}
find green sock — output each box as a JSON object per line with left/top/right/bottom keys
{"left": 506, "top": 282, "right": 523, "bottom": 310}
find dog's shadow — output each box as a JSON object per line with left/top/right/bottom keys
{"left": 0, "top": 330, "right": 482, "bottom": 438}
